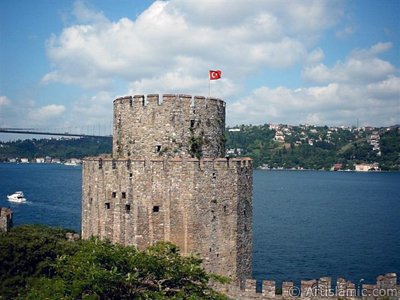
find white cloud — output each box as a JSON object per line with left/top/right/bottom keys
{"left": 42, "top": 0, "right": 342, "bottom": 90}
{"left": 305, "top": 48, "right": 325, "bottom": 65}
{"left": 228, "top": 43, "right": 399, "bottom": 127}
{"left": 171, "top": 0, "right": 342, "bottom": 36}
{"left": 336, "top": 26, "right": 355, "bottom": 39}
{"left": 353, "top": 42, "right": 393, "bottom": 58}
{"left": 128, "top": 72, "right": 239, "bottom": 99}
{"left": 0, "top": 96, "right": 30, "bottom": 132}
{"left": 38, "top": 0, "right": 399, "bottom": 128}
{"left": 70, "top": 91, "right": 113, "bottom": 127}
{"left": 1, "top": 98, "right": 67, "bottom": 130}
{"left": 366, "top": 76, "right": 400, "bottom": 98}
{"left": 302, "top": 43, "right": 396, "bottom": 84}
{"left": 29, "top": 104, "right": 66, "bottom": 121}
{"left": 228, "top": 77, "right": 400, "bottom": 127}
{"left": 73, "top": 0, "right": 108, "bottom": 24}
{"left": 0, "top": 96, "right": 12, "bottom": 129}
{"left": 0, "top": 96, "right": 10, "bottom": 106}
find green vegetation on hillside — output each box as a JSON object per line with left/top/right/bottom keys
{"left": 0, "top": 225, "right": 228, "bottom": 300}
{"left": 226, "top": 124, "right": 400, "bottom": 170}
{"left": 1, "top": 124, "right": 399, "bottom": 170}
{"left": 0, "top": 137, "right": 111, "bottom": 161}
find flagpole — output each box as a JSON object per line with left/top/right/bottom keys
{"left": 207, "top": 74, "right": 210, "bottom": 107}
{"left": 208, "top": 75, "right": 211, "bottom": 99}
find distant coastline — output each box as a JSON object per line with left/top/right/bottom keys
{"left": 1, "top": 123, "right": 399, "bottom": 170}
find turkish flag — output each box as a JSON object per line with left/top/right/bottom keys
{"left": 209, "top": 70, "right": 222, "bottom": 80}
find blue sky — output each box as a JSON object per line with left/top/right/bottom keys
{"left": 0, "top": 0, "right": 399, "bottom": 140}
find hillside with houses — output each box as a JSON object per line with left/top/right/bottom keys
{"left": 225, "top": 124, "right": 400, "bottom": 171}
{"left": 0, "top": 137, "right": 112, "bottom": 164}
{"left": 0, "top": 124, "right": 399, "bottom": 171}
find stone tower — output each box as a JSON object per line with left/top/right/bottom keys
{"left": 82, "top": 94, "right": 253, "bottom": 280}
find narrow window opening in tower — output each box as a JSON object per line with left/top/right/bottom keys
{"left": 112, "top": 160, "right": 116, "bottom": 169}
{"left": 212, "top": 172, "right": 216, "bottom": 179}
{"left": 223, "top": 205, "right": 227, "bottom": 212}
{"left": 122, "top": 192, "right": 126, "bottom": 199}
{"left": 156, "top": 145, "right": 161, "bottom": 152}
{"left": 112, "top": 192, "right": 117, "bottom": 198}
{"left": 209, "top": 248, "right": 212, "bottom": 252}
{"left": 129, "top": 99, "right": 133, "bottom": 107}
{"left": 125, "top": 204, "right": 130, "bottom": 211}
{"left": 98, "top": 159, "right": 103, "bottom": 169}
{"left": 129, "top": 173, "right": 133, "bottom": 178}
{"left": 190, "top": 119, "right": 195, "bottom": 128}
{"left": 243, "top": 209, "right": 247, "bottom": 217}
{"left": 152, "top": 205, "right": 160, "bottom": 213}
{"left": 105, "top": 202, "right": 110, "bottom": 209}
{"left": 142, "top": 97, "right": 145, "bottom": 106}
{"left": 89, "top": 198, "right": 93, "bottom": 204}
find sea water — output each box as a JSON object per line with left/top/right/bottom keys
{"left": 253, "top": 170, "right": 400, "bottom": 285}
{"left": 0, "top": 164, "right": 399, "bottom": 285}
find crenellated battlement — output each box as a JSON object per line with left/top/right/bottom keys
{"left": 84, "top": 156, "right": 252, "bottom": 171}
{"left": 217, "top": 273, "right": 399, "bottom": 300}
{"left": 112, "top": 94, "right": 226, "bottom": 159}
{"left": 114, "top": 94, "right": 225, "bottom": 109}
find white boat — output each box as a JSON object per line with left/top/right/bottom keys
{"left": 7, "top": 191, "right": 27, "bottom": 203}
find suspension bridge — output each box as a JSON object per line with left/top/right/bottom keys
{"left": 0, "top": 127, "right": 112, "bottom": 139}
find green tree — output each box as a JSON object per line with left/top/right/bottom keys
{"left": 0, "top": 225, "right": 228, "bottom": 300}
{"left": 0, "top": 225, "right": 77, "bottom": 299}
{"left": 24, "top": 240, "right": 228, "bottom": 300}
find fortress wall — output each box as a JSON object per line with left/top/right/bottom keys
{"left": 236, "top": 159, "right": 253, "bottom": 280}
{"left": 82, "top": 157, "right": 252, "bottom": 278}
{"left": 84, "top": 93, "right": 253, "bottom": 281}
{"left": 167, "top": 158, "right": 198, "bottom": 255}
{"left": 192, "top": 158, "right": 253, "bottom": 279}
{"left": 191, "top": 159, "right": 234, "bottom": 276}
{"left": 112, "top": 94, "right": 225, "bottom": 159}
{"left": 0, "top": 207, "right": 13, "bottom": 232}
{"left": 217, "top": 273, "right": 399, "bottom": 300}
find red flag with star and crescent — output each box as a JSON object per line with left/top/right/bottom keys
{"left": 209, "top": 70, "right": 222, "bottom": 80}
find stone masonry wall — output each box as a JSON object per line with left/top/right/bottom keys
{"left": 112, "top": 94, "right": 225, "bottom": 159}
{"left": 0, "top": 207, "right": 13, "bottom": 232}
{"left": 216, "top": 272, "right": 399, "bottom": 300}
{"left": 82, "top": 156, "right": 253, "bottom": 280}
{"left": 83, "top": 93, "right": 253, "bottom": 281}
